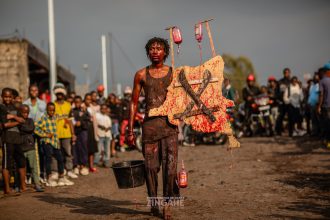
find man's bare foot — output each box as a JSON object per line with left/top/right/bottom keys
{"left": 163, "top": 204, "right": 172, "bottom": 220}
{"left": 3, "top": 191, "right": 21, "bottom": 198}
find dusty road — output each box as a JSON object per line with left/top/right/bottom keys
{"left": 0, "top": 136, "right": 329, "bottom": 220}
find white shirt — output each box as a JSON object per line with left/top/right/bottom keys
{"left": 283, "top": 83, "right": 304, "bottom": 108}
{"left": 95, "top": 112, "right": 112, "bottom": 139}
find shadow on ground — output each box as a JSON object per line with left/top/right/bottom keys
{"left": 266, "top": 136, "right": 330, "bottom": 219}
{"left": 35, "top": 194, "right": 150, "bottom": 217}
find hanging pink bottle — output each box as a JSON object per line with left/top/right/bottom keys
{"left": 172, "top": 26, "right": 182, "bottom": 54}
{"left": 195, "top": 23, "right": 203, "bottom": 43}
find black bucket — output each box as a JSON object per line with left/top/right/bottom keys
{"left": 111, "top": 160, "right": 145, "bottom": 189}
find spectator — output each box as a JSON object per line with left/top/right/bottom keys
{"left": 308, "top": 72, "right": 320, "bottom": 136}
{"left": 94, "top": 104, "right": 112, "bottom": 167}
{"left": 275, "top": 68, "right": 291, "bottom": 135}
{"left": 283, "top": 76, "right": 304, "bottom": 137}
{"left": 1, "top": 88, "right": 26, "bottom": 195}
{"left": 119, "top": 86, "right": 132, "bottom": 151}
{"left": 53, "top": 83, "right": 78, "bottom": 179}
{"left": 84, "top": 93, "right": 99, "bottom": 172}
{"left": 97, "top": 85, "right": 106, "bottom": 105}
{"left": 107, "top": 93, "right": 121, "bottom": 157}
{"left": 35, "top": 102, "right": 74, "bottom": 187}
{"left": 222, "top": 78, "right": 236, "bottom": 101}
{"left": 72, "top": 96, "right": 90, "bottom": 176}
{"left": 267, "top": 76, "right": 280, "bottom": 124}
{"left": 24, "top": 85, "right": 47, "bottom": 182}
{"left": 317, "top": 62, "right": 330, "bottom": 148}
{"left": 18, "top": 104, "right": 44, "bottom": 192}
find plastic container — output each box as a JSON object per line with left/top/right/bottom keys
{"left": 111, "top": 160, "right": 145, "bottom": 189}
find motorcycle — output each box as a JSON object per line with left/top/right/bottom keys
{"left": 245, "top": 94, "right": 274, "bottom": 137}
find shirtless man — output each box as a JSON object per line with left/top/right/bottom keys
{"left": 127, "top": 37, "right": 179, "bottom": 219}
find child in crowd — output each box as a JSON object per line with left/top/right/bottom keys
{"left": 1, "top": 88, "right": 27, "bottom": 195}
{"left": 83, "top": 93, "right": 98, "bottom": 172}
{"left": 18, "top": 104, "right": 44, "bottom": 192}
{"left": 34, "top": 102, "right": 74, "bottom": 187}
{"left": 94, "top": 104, "right": 112, "bottom": 167}
{"left": 72, "top": 96, "right": 90, "bottom": 176}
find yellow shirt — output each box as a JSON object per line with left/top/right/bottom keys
{"left": 54, "top": 101, "right": 73, "bottom": 139}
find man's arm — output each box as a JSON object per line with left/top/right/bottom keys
{"left": 127, "top": 70, "right": 144, "bottom": 145}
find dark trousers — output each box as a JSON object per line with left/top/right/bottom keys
{"left": 73, "top": 131, "right": 88, "bottom": 166}
{"left": 275, "top": 104, "right": 289, "bottom": 134}
{"left": 143, "top": 134, "right": 180, "bottom": 204}
{"left": 288, "top": 105, "right": 301, "bottom": 136}
{"left": 43, "top": 143, "right": 64, "bottom": 176}
{"left": 321, "top": 108, "right": 330, "bottom": 141}
{"left": 310, "top": 106, "right": 320, "bottom": 135}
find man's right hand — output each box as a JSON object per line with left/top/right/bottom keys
{"left": 126, "top": 133, "right": 136, "bottom": 147}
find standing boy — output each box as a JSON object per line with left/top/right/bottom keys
{"left": 1, "top": 88, "right": 26, "bottom": 195}
{"left": 34, "top": 102, "right": 74, "bottom": 187}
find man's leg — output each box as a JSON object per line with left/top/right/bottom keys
{"left": 61, "top": 138, "right": 73, "bottom": 172}
{"left": 94, "top": 137, "right": 104, "bottom": 165}
{"left": 14, "top": 145, "right": 27, "bottom": 191}
{"left": 2, "top": 143, "right": 13, "bottom": 194}
{"left": 103, "top": 137, "right": 111, "bottom": 167}
{"left": 161, "top": 134, "right": 180, "bottom": 199}
{"left": 143, "top": 141, "right": 161, "bottom": 211}
{"left": 275, "top": 104, "right": 285, "bottom": 135}
{"left": 25, "top": 150, "right": 41, "bottom": 187}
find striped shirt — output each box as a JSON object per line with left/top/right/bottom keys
{"left": 34, "top": 114, "right": 59, "bottom": 149}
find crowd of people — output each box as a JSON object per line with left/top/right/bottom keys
{"left": 0, "top": 82, "right": 136, "bottom": 195}
{"left": 1, "top": 60, "right": 330, "bottom": 196}
{"left": 229, "top": 63, "right": 330, "bottom": 145}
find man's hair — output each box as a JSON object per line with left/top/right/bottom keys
{"left": 29, "top": 84, "right": 38, "bottom": 91}
{"left": 1, "top": 87, "right": 13, "bottom": 96}
{"left": 145, "top": 37, "right": 170, "bottom": 61}
{"left": 20, "top": 104, "right": 30, "bottom": 111}
{"left": 74, "top": 95, "right": 82, "bottom": 101}
{"left": 283, "top": 68, "right": 291, "bottom": 74}
{"left": 84, "top": 93, "right": 91, "bottom": 100}
{"left": 47, "top": 102, "right": 55, "bottom": 108}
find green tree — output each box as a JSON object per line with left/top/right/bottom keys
{"left": 222, "top": 54, "right": 256, "bottom": 102}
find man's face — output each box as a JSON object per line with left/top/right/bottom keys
{"left": 148, "top": 42, "right": 166, "bottom": 63}
{"left": 91, "top": 92, "right": 97, "bottom": 102}
{"left": 100, "top": 105, "right": 108, "bottom": 114}
{"left": 20, "top": 106, "right": 30, "bottom": 119}
{"left": 29, "top": 86, "right": 39, "bottom": 98}
{"left": 98, "top": 91, "right": 104, "bottom": 97}
{"left": 2, "top": 91, "right": 13, "bottom": 105}
{"left": 74, "top": 98, "right": 82, "bottom": 108}
{"left": 247, "top": 80, "right": 255, "bottom": 87}
{"left": 84, "top": 95, "right": 92, "bottom": 106}
{"left": 56, "top": 93, "right": 65, "bottom": 101}
{"left": 47, "top": 105, "right": 55, "bottom": 117}
{"left": 284, "top": 69, "right": 291, "bottom": 78}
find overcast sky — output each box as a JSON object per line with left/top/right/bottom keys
{"left": 1, "top": 0, "right": 329, "bottom": 91}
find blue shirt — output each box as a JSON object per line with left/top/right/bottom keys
{"left": 307, "top": 83, "right": 319, "bottom": 107}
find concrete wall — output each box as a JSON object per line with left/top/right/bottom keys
{"left": 0, "top": 41, "right": 29, "bottom": 99}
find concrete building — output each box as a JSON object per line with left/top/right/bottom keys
{"left": 0, "top": 38, "right": 75, "bottom": 99}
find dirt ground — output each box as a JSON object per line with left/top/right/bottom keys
{"left": 0, "top": 136, "right": 329, "bottom": 220}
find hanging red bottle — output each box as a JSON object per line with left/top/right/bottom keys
{"left": 178, "top": 160, "right": 188, "bottom": 188}
{"left": 172, "top": 26, "right": 182, "bottom": 54}
{"left": 195, "top": 23, "right": 203, "bottom": 43}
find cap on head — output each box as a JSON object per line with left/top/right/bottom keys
{"left": 268, "top": 75, "right": 276, "bottom": 82}
{"left": 247, "top": 74, "right": 255, "bottom": 82}
{"left": 53, "top": 82, "right": 67, "bottom": 96}
{"left": 323, "top": 62, "right": 330, "bottom": 71}
{"left": 97, "top": 84, "right": 105, "bottom": 92}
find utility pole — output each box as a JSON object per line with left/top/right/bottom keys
{"left": 48, "top": 0, "right": 57, "bottom": 101}
{"left": 83, "top": 64, "right": 89, "bottom": 92}
{"left": 101, "top": 35, "right": 108, "bottom": 95}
